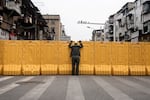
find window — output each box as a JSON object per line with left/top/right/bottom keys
{"left": 51, "top": 20, "right": 55, "bottom": 25}
{"left": 143, "top": 21, "right": 150, "bottom": 34}
{"left": 127, "top": 14, "right": 134, "bottom": 24}
{"left": 143, "top": 1, "right": 150, "bottom": 14}
{"left": 117, "top": 19, "right": 122, "bottom": 27}
{"left": 51, "top": 27, "right": 55, "bottom": 33}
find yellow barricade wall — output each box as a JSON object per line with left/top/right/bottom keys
{"left": 0, "top": 65, "right": 2, "bottom": 75}
{"left": 0, "top": 41, "right": 150, "bottom": 75}
{"left": 0, "top": 41, "right": 4, "bottom": 74}
{"left": 0, "top": 41, "right": 4, "bottom": 65}
{"left": 94, "top": 42, "right": 111, "bottom": 65}
{"left": 111, "top": 42, "right": 129, "bottom": 75}
{"left": 22, "top": 41, "right": 40, "bottom": 75}
{"left": 95, "top": 65, "right": 112, "bottom": 75}
{"left": 58, "top": 41, "right": 71, "bottom": 64}
{"left": 3, "top": 41, "right": 22, "bottom": 65}
{"left": 94, "top": 42, "right": 112, "bottom": 75}
{"left": 2, "top": 41, "right": 22, "bottom": 75}
{"left": 41, "top": 41, "right": 58, "bottom": 75}
{"left": 80, "top": 42, "right": 94, "bottom": 75}
{"left": 58, "top": 42, "right": 71, "bottom": 74}
{"left": 142, "top": 42, "right": 150, "bottom": 75}
{"left": 129, "top": 43, "right": 146, "bottom": 75}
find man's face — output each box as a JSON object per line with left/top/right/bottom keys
{"left": 75, "top": 43, "right": 78, "bottom": 45}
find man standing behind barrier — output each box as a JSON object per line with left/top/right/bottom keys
{"left": 69, "top": 41, "right": 83, "bottom": 75}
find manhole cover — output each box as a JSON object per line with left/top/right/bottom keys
{"left": 16, "top": 81, "right": 45, "bottom": 85}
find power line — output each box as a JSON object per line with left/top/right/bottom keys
{"left": 77, "top": 20, "right": 105, "bottom": 25}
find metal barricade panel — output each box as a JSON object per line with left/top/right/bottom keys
{"left": 22, "top": 41, "right": 40, "bottom": 65}
{"left": 58, "top": 41, "right": 71, "bottom": 65}
{"left": 95, "top": 65, "right": 112, "bottom": 75}
{"left": 112, "top": 65, "right": 129, "bottom": 75}
{"left": 3, "top": 65, "right": 22, "bottom": 75}
{"left": 111, "top": 42, "right": 128, "bottom": 65}
{"left": 22, "top": 65, "right": 40, "bottom": 75}
{"left": 41, "top": 64, "right": 58, "bottom": 75}
{"left": 3, "top": 41, "right": 22, "bottom": 65}
{"left": 41, "top": 41, "right": 59, "bottom": 65}
{"left": 58, "top": 64, "right": 72, "bottom": 75}
{"left": 79, "top": 64, "right": 94, "bottom": 75}
{"left": 0, "top": 65, "right": 2, "bottom": 75}
{"left": 129, "top": 65, "right": 146, "bottom": 75}
{"left": 80, "top": 42, "right": 94, "bottom": 65}
{"left": 143, "top": 42, "right": 150, "bottom": 65}
{"left": 94, "top": 42, "right": 111, "bottom": 65}
{"left": 129, "top": 43, "right": 144, "bottom": 65}
{"left": 0, "top": 41, "right": 4, "bottom": 65}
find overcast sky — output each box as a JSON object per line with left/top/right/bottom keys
{"left": 31, "top": 0, "right": 135, "bottom": 41}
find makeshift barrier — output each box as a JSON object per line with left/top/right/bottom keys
{"left": 0, "top": 41, "right": 149, "bottom": 75}
{"left": 3, "top": 65, "right": 22, "bottom": 75}
{"left": 79, "top": 64, "right": 94, "bottom": 75}
{"left": 111, "top": 42, "right": 129, "bottom": 75}
{"left": 22, "top": 65, "right": 40, "bottom": 75}
{"left": 41, "top": 64, "right": 58, "bottom": 75}
{"left": 129, "top": 43, "right": 145, "bottom": 75}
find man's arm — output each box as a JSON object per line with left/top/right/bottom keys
{"left": 68, "top": 41, "right": 73, "bottom": 48}
{"left": 79, "top": 41, "right": 83, "bottom": 48}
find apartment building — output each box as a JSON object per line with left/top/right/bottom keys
{"left": 92, "top": 29, "right": 104, "bottom": 41}
{"left": 60, "top": 25, "right": 71, "bottom": 41}
{"left": 140, "top": 0, "right": 150, "bottom": 41}
{"left": 43, "top": 15, "right": 70, "bottom": 41}
{"left": 0, "top": 0, "right": 47, "bottom": 40}
{"left": 105, "top": 0, "right": 150, "bottom": 42}
{"left": 0, "top": 0, "right": 21, "bottom": 40}
{"left": 104, "top": 15, "right": 114, "bottom": 41}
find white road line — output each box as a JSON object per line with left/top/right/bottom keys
{"left": 114, "top": 77, "right": 150, "bottom": 95}
{"left": 19, "top": 76, "right": 55, "bottom": 100}
{"left": 93, "top": 77, "right": 133, "bottom": 100}
{"left": 0, "top": 76, "right": 34, "bottom": 95}
{"left": 0, "top": 76, "right": 14, "bottom": 82}
{"left": 134, "top": 77, "right": 150, "bottom": 84}
{"left": 66, "top": 76, "right": 85, "bottom": 100}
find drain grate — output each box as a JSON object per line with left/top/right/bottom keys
{"left": 16, "top": 81, "right": 45, "bottom": 85}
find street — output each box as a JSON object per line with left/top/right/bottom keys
{"left": 0, "top": 76, "right": 150, "bottom": 100}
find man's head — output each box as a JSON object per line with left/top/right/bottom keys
{"left": 74, "top": 41, "right": 78, "bottom": 45}
{"left": 74, "top": 42, "right": 78, "bottom": 45}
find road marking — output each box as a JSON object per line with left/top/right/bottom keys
{"left": 0, "top": 76, "right": 14, "bottom": 82}
{"left": 93, "top": 77, "right": 133, "bottom": 100}
{"left": 134, "top": 77, "right": 150, "bottom": 84}
{"left": 114, "top": 77, "right": 150, "bottom": 95}
{"left": 66, "top": 76, "right": 85, "bottom": 100}
{"left": 19, "top": 76, "right": 55, "bottom": 100}
{"left": 0, "top": 76, "right": 34, "bottom": 95}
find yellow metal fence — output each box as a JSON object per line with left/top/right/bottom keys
{"left": 0, "top": 40, "right": 150, "bottom": 75}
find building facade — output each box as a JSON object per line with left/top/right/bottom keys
{"left": 43, "top": 15, "right": 61, "bottom": 40}
{"left": 0, "top": 0, "right": 47, "bottom": 40}
{"left": 43, "top": 15, "right": 70, "bottom": 41}
{"left": 105, "top": 0, "right": 150, "bottom": 42}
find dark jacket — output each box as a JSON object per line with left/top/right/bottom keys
{"left": 69, "top": 43, "right": 83, "bottom": 57}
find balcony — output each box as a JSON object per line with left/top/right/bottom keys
{"left": 109, "top": 19, "right": 114, "bottom": 24}
{"left": 142, "top": 0, "right": 150, "bottom": 14}
{"left": 143, "top": 0, "right": 150, "bottom": 4}
{"left": 127, "top": 23, "right": 134, "bottom": 30}
{"left": 5, "top": 1, "right": 21, "bottom": 15}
